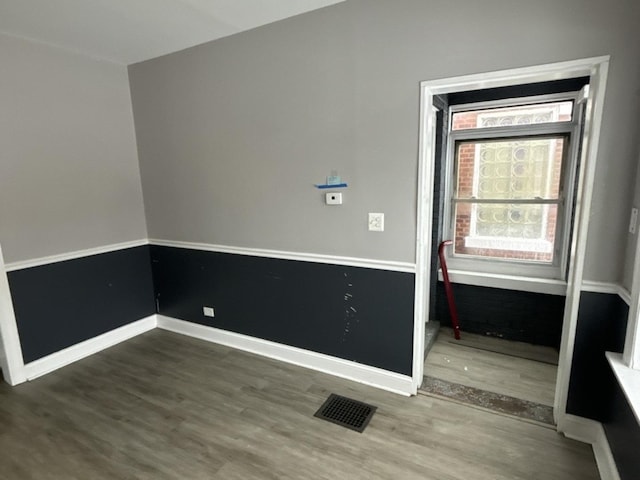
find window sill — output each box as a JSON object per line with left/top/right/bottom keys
{"left": 437, "top": 269, "right": 567, "bottom": 295}
{"left": 606, "top": 352, "right": 640, "bottom": 425}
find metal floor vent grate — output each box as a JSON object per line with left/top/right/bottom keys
{"left": 314, "top": 394, "right": 377, "bottom": 433}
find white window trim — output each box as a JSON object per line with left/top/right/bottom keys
{"left": 444, "top": 95, "right": 581, "bottom": 280}
{"left": 415, "top": 57, "right": 610, "bottom": 434}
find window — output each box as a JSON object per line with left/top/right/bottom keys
{"left": 445, "top": 95, "right": 584, "bottom": 279}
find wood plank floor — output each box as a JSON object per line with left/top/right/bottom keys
{"left": 425, "top": 327, "right": 558, "bottom": 406}
{"left": 0, "top": 330, "right": 598, "bottom": 479}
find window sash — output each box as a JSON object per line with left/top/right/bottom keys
{"left": 443, "top": 93, "right": 581, "bottom": 279}
{"left": 452, "top": 100, "right": 574, "bottom": 132}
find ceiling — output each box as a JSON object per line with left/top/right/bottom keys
{"left": 0, "top": 0, "right": 345, "bottom": 65}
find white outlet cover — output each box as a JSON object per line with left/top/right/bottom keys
{"left": 368, "top": 212, "right": 384, "bottom": 232}
{"left": 203, "top": 306, "right": 215, "bottom": 317}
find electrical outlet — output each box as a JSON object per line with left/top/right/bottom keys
{"left": 203, "top": 306, "right": 215, "bottom": 317}
{"left": 368, "top": 213, "right": 384, "bottom": 232}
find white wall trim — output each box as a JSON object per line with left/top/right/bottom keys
{"left": 559, "top": 414, "right": 621, "bottom": 480}
{"left": 150, "top": 239, "right": 416, "bottom": 273}
{"left": 618, "top": 286, "right": 632, "bottom": 308}
{"left": 553, "top": 57, "right": 609, "bottom": 426}
{"left": 558, "top": 413, "right": 600, "bottom": 444}
{"left": 3, "top": 237, "right": 415, "bottom": 275}
{"left": 156, "top": 315, "right": 414, "bottom": 396}
{"left": 582, "top": 280, "right": 631, "bottom": 306}
{"left": 412, "top": 89, "right": 437, "bottom": 391}
{"left": 0, "top": 244, "right": 26, "bottom": 385}
{"left": 23, "top": 315, "right": 157, "bottom": 381}
{"left": 5, "top": 239, "right": 149, "bottom": 272}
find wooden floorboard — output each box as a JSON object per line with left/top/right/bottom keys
{"left": 437, "top": 327, "right": 559, "bottom": 365}
{"left": 425, "top": 328, "right": 558, "bottom": 406}
{"left": 0, "top": 330, "right": 598, "bottom": 479}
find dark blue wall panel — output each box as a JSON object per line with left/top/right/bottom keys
{"left": 570, "top": 292, "right": 640, "bottom": 480}
{"left": 603, "top": 376, "right": 640, "bottom": 480}
{"left": 567, "top": 291, "right": 628, "bottom": 420}
{"left": 8, "top": 246, "right": 156, "bottom": 363}
{"left": 435, "top": 282, "right": 565, "bottom": 347}
{"left": 150, "top": 246, "right": 415, "bottom": 375}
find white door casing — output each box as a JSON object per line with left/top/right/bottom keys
{"left": 414, "top": 57, "right": 610, "bottom": 431}
{"left": 0, "top": 244, "right": 26, "bottom": 385}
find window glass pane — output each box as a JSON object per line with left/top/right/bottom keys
{"left": 452, "top": 101, "right": 573, "bottom": 131}
{"left": 455, "top": 137, "right": 565, "bottom": 200}
{"left": 453, "top": 203, "right": 557, "bottom": 263}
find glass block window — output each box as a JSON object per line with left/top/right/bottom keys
{"left": 453, "top": 137, "right": 565, "bottom": 262}
{"left": 452, "top": 101, "right": 573, "bottom": 131}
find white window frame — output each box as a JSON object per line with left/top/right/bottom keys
{"left": 442, "top": 92, "right": 582, "bottom": 280}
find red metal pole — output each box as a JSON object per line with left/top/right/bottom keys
{"left": 438, "top": 240, "right": 461, "bottom": 340}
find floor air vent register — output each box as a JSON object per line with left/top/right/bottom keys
{"left": 314, "top": 394, "right": 377, "bottom": 433}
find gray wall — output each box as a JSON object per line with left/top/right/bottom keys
{"left": 129, "top": 0, "right": 640, "bottom": 281}
{"left": 0, "top": 34, "right": 147, "bottom": 264}
{"left": 622, "top": 150, "right": 640, "bottom": 291}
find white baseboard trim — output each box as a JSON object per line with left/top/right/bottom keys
{"left": 23, "top": 315, "right": 157, "bottom": 381}
{"left": 156, "top": 315, "right": 414, "bottom": 396}
{"left": 150, "top": 239, "right": 416, "bottom": 274}
{"left": 559, "top": 413, "right": 601, "bottom": 444}
{"left": 559, "top": 414, "right": 621, "bottom": 480}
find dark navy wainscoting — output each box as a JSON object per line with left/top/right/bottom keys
{"left": 150, "top": 246, "right": 415, "bottom": 375}
{"left": 566, "top": 291, "right": 640, "bottom": 480}
{"left": 435, "top": 282, "right": 565, "bottom": 347}
{"left": 8, "top": 246, "right": 156, "bottom": 363}
{"left": 603, "top": 377, "right": 640, "bottom": 480}
{"left": 566, "top": 291, "right": 628, "bottom": 420}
